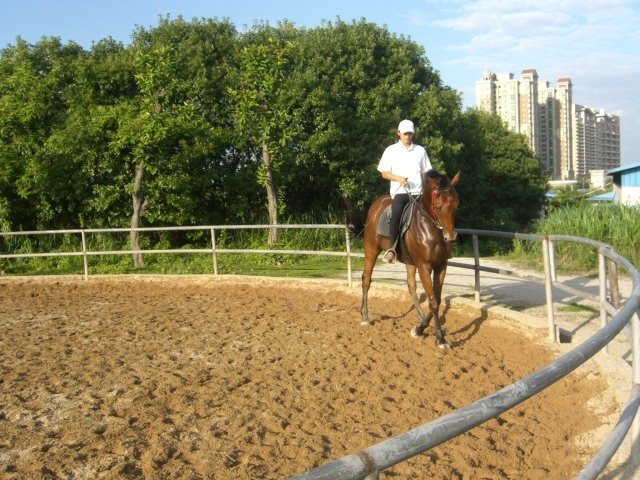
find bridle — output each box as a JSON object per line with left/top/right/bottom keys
{"left": 430, "top": 190, "right": 442, "bottom": 227}
{"left": 406, "top": 187, "right": 448, "bottom": 231}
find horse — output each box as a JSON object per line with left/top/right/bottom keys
{"left": 360, "top": 169, "right": 460, "bottom": 349}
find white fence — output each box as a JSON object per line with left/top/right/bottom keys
{"left": 0, "top": 224, "right": 355, "bottom": 285}
{"left": 1, "top": 224, "right": 639, "bottom": 479}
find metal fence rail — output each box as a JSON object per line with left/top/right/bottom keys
{"left": 292, "top": 229, "right": 640, "bottom": 479}
{"left": 1, "top": 225, "right": 639, "bottom": 479}
{"left": 290, "top": 244, "right": 640, "bottom": 479}
{"left": 0, "top": 224, "right": 354, "bottom": 286}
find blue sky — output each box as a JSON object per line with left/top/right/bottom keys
{"left": 1, "top": 0, "right": 639, "bottom": 165}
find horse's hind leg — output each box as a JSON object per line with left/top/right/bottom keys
{"left": 429, "top": 310, "right": 449, "bottom": 349}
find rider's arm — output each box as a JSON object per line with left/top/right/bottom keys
{"left": 381, "top": 171, "right": 408, "bottom": 187}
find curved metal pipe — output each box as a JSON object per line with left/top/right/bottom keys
{"left": 291, "top": 242, "right": 640, "bottom": 480}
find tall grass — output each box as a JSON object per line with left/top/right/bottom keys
{"left": 519, "top": 204, "right": 640, "bottom": 271}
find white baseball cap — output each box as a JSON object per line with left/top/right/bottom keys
{"left": 398, "top": 119, "right": 415, "bottom": 133}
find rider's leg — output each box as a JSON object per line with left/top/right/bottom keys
{"left": 384, "top": 193, "right": 409, "bottom": 263}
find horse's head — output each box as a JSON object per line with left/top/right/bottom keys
{"left": 422, "top": 170, "right": 460, "bottom": 242}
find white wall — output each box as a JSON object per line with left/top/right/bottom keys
{"left": 621, "top": 186, "right": 640, "bottom": 205}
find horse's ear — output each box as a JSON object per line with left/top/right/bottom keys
{"left": 450, "top": 171, "right": 461, "bottom": 187}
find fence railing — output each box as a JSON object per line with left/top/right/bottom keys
{"left": 1, "top": 224, "right": 639, "bottom": 479}
{"left": 292, "top": 228, "right": 640, "bottom": 480}
{"left": 0, "top": 224, "right": 355, "bottom": 286}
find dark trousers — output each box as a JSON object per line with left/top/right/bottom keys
{"left": 389, "top": 193, "right": 412, "bottom": 250}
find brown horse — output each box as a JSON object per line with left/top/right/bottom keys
{"left": 360, "top": 169, "right": 460, "bottom": 348}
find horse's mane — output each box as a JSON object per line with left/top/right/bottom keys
{"left": 422, "top": 169, "right": 448, "bottom": 190}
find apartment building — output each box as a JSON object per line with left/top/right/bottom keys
{"left": 475, "top": 69, "right": 620, "bottom": 180}
{"left": 596, "top": 109, "right": 621, "bottom": 172}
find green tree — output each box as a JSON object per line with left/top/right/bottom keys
{"left": 227, "top": 21, "right": 299, "bottom": 244}
{"left": 282, "top": 18, "right": 443, "bottom": 228}
{"left": 455, "top": 109, "right": 547, "bottom": 232}
{"left": 0, "top": 16, "right": 550, "bottom": 246}
{"left": 0, "top": 38, "right": 40, "bottom": 231}
{"left": 0, "top": 37, "right": 86, "bottom": 230}
{"left": 412, "top": 86, "right": 465, "bottom": 171}
{"left": 81, "top": 41, "right": 136, "bottom": 227}
{"left": 121, "top": 16, "right": 239, "bottom": 264}
{"left": 545, "top": 188, "right": 588, "bottom": 213}
{"left": 45, "top": 38, "right": 136, "bottom": 229}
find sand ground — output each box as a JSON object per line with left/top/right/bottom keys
{"left": 0, "top": 258, "right": 638, "bottom": 479}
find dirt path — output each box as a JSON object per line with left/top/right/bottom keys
{"left": 0, "top": 274, "right": 633, "bottom": 479}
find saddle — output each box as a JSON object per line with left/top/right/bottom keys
{"left": 377, "top": 201, "right": 417, "bottom": 265}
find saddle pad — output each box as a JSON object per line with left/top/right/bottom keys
{"left": 377, "top": 205, "right": 392, "bottom": 237}
{"left": 376, "top": 201, "right": 416, "bottom": 238}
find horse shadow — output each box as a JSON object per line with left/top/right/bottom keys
{"left": 377, "top": 293, "right": 489, "bottom": 348}
{"left": 442, "top": 296, "right": 490, "bottom": 348}
{"left": 378, "top": 291, "right": 450, "bottom": 324}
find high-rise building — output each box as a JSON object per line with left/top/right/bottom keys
{"left": 537, "top": 81, "right": 558, "bottom": 177}
{"left": 519, "top": 69, "right": 540, "bottom": 156}
{"left": 574, "top": 104, "right": 598, "bottom": 176}
{"left": 596, "top": 109, "right": 621, "bottom": 172}
{"left": 556, "top": 77, "right": 574, "bottom": 179}
{"left": 475, "top": 69, "right": 620, "bottom": 180}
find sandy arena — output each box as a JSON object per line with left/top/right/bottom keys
{"left": 0, "top": 274, "right": 629, "bottom": 479}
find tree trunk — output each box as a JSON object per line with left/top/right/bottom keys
{"left": 262, "top": 140, "right": 279, "bottom": 245}
{"left": 131, "top": 159, "right": 145, "bottom": 267}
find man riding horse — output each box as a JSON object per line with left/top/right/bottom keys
{"left": 377, "top": 119, "right": 432, "bottom": 264}
{"left": 362, "top": 119, "right": 460, "bottom": 348}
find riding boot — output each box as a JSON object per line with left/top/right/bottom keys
{"left": 384, "top": 220, "right": 399, "bottom": 263}
{"left": 383, "top": 239, "right": 397, "bottom": 263}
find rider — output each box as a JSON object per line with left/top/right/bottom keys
{"left": 377, "top": 119, "right": 432, "bottom": 264}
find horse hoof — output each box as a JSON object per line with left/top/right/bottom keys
{"left": 361, "top": 320, "right": 372, "bottom": 326}
{"left": 411, "top": 326, "right": 422, "bottom": 337}
{"left": 438, "top": 343, "right": 451, "bottom": 350}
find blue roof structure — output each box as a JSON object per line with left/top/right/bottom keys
{"left": 608, "top": 163, "right": 640, "bottom": 188}
{"left": 586, "top": 191, "right": 614, "bottom": 202}
{"left": 608, "top": 162, "right": 640, "bottom": 174}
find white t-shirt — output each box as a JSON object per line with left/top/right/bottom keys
{"left": 377, "top": 141, "right": 432, "bottom": 198}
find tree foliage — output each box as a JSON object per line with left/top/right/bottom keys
{"left": 0, "top": 16, "right": 548, "bottom": 242}
{"left": 462, "top": 110, "right": 547, "bottom": 231}
{"left": 227, "top": 21, "right": 300, "bottom": 243}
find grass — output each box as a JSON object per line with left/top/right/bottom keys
{"left": 472, "top": 204, "right": 640, "bottom": 279}
{"left": 220, "top": 254, "right": 364, "bottom": 279}
{"left": 529, "top": 204, "right": 640, "bottom": 272}
{"left": 2, "top": 204, "right": 638, "bottom": 280}
{"left": 0, "top": 219, "right": 361, "bottom": 278}
{"left": 1, "top": 250, "right": 366, "bottom": 280}
{"left": 557, "top": 303, "right": 599, "bottom": 314}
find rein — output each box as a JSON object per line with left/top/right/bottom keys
{"left": 407, "top": 187, "right": 444, "bottom": 230}
{"left": 430, "top": 190, "right": 441, "bottom": 227}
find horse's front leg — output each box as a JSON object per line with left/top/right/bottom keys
{"left": 428, "top": 265, "right": 450, "bottom": 349}
{"left": 413, "top": 265, "right": 450, "bottom": 349}
{"left": 405, "top": 264, "right": 431, "bottom": 334}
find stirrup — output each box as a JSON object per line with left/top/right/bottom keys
{"left": 383, "top": 248, "right": 396, "bottom": 264}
